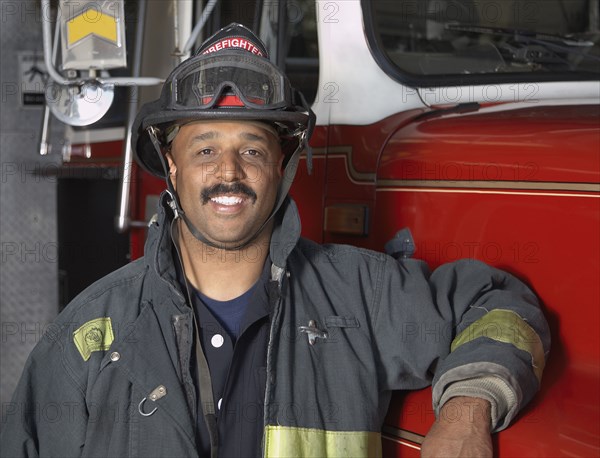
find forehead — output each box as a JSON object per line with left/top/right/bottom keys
{"left": 174, "top": 120, "right": 279, "bottom": 144}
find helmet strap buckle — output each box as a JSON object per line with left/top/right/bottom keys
{"left": 147, "top": 126, "right": 185, "bottom": 220}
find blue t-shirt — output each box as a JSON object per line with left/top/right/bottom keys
{"left": 195, "top": 283, "right": 258, "bottom": 341}
{"left": 175, "top": 254, "right": 272, "bottom": 456}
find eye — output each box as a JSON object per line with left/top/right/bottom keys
{"left": 242, "top": 149, "right": 260, "bottom": 156}
{"left": 195, "top": 148, "right": 213, "bottom": 156}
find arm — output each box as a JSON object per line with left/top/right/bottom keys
{"left": 373, "top": 256, "right": 550, "bottom": 431}
{"left": 421, "top": 396, "right": 492, "bottom": 458}
{"left": 428, "top": 259, "right": 549, "bottom": 431}
{"left": 0, "top": 325, "right": 88, "bottom": 457}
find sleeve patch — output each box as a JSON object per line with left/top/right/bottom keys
{"left": 73, "top": 317, "right": 115, "bottom": 361}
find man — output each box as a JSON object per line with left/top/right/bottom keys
{"left": 1, "top": 24, "right": 549, "bottom": 457}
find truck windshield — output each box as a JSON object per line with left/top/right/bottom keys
{"left": 363, "top": 0, "right": 600, "bottom": 86}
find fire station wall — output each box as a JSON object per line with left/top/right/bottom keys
{"left": 0, "top": 0, "right": 64, "bottom": 424}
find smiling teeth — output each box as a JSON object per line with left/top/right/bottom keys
{"left": 211, "top": 196, "right": 243, "bottom": 205}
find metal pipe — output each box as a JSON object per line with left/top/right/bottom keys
{"left": 277, "top": 0, "right": 287, "bottom": 70}
{"left": 39, "top": 19, "right": 61, "bottom": 155}
{"left": 96, "top": 75, "right": 163, "bottom": 86}
{"left": 173, "top": 0, "right": 181, "bottom": 54}
{"left": 253, "top": 0, "right": 264, "bottom": 32}
{"left": 115, "top": 0, "right": 147, "bottom": 233}
{"left": 39, "top": 106, "right": 52, "bottom": 155}
{"left": 42, "top": 0, "right": 69, "bottom": 85}
{"left": 182, "top": 0, "right": 219, "bottom": 55}
{"left": 41, "top": 0, "right": 163, "bottom": 87}
{"left": 591, "top": 0, "right": 599, "bottom": 33}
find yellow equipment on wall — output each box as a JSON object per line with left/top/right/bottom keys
{"left": 60, "top": 0, "right": 127, "bottom": 70}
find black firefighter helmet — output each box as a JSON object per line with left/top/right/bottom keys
{"left": 132, "top": 23, "right": 315, "bottom": 179}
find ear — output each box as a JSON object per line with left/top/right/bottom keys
{"left": 272, "top": 141, "right": 285, "bottom": 179}
{"left": 166, "top": 152, "right": 177, "bottom": 189}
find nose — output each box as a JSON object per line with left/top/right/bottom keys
{"left": 217, "top": 150, "right": 245, "bottom": 182}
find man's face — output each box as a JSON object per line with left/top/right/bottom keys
{"left": 167, "top": 121, "right": 283, "bottom": 248}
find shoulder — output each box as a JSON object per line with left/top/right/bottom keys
{"left": 295, "top": 237, "right": 388, "bottom": 263}
{"left": 43, "top": 257, "right": 151, "bottom": 358}
{"left": 291, "top": 238, "right": 433, "bottom": 292}
{"left": 27, "top": 258, "right": 152, "bottom": 389}
{"left": 60, "top": 257, "right": 149, "bottom": 321}
{"left": 291, "top": 238, "right": 392, "bottom": 283}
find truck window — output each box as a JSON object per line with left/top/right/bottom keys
{"left": 363, "top": 0, "right": 600, "bottom": 86}
{"left": 258, "top": 0, "right": 319, "bottom": 104}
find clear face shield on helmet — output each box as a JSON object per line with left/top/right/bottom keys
{"left": 171, "top": 51, "right": 293, "bottom": 111}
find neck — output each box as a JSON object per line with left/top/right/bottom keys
{"left": 175, "top": 219, "right": 272, "bottom": 301}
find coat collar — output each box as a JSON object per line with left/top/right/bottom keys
{"left": 144, "top": 191, "right": 302, "bottom": 284}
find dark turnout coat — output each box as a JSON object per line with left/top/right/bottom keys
{"left": 0, "top": 195, "right": 550, "bottom": 457}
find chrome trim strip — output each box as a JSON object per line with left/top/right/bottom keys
{"left": 377, "top": 179, "right": 600, "bottom": 193}
{"left": 381, "top": 425, "right": 425, "bottom": 445}
{"left": 377, "top": 187, "right": 600, "bottom": 198}
{"left": 300, "top": 148, "right": 600, "bottom": 195}
{"left": 328, "top": 150, "right": 376, "bottom": 183}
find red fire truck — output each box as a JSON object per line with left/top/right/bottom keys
{"left": 48, "top": 0, "right": 599, "bottom": 456}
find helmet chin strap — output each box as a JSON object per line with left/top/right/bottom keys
{"left": 147, "top": 126, "right": 308, "bottom": 252}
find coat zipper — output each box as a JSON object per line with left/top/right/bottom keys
{"left": 262, "top": 264, "right": 286, "bottom": 457}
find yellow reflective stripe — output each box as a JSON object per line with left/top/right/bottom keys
{"left": 264, "top": 425, "right": 381, "bottom": 458}
{"left": 451, "top": 309, "right": 545, "bottom": 382}
{"left": 67, "top": 9, "right": 118, "bottom": 47}
{"left": 73, "top": 317, "right": 114, "bottom": 361}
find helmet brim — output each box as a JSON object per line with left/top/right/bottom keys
{"left": 132, "top": 103, "right": 310, "bottom": 178}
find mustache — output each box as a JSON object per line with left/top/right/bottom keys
{"left": 201, "top": 182, "right": 257, "bottom": 204}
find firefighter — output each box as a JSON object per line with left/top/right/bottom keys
{"left": 1, "top": 24, "right": 550, "bottom": 458}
